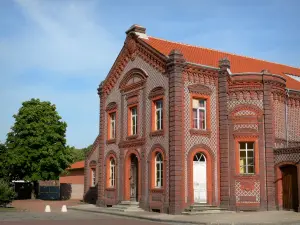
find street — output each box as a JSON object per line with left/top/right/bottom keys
{"left": 0, "top": 211, "right": 174, "bottom": 225}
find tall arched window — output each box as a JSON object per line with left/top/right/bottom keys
{"left": 155, "top": 152, "right": 163, "bottom": 188}
{"left": 110, "top": 158, "right": 116, "bottom": 187}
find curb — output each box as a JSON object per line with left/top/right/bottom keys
{"left": 69, "top": 207, "right": 208, "bottom": 225}
{"left": 69, "top": 207, "right": 300, "bottom": 225}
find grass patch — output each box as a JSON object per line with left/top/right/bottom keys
{"left": 0, "top": 207, "right": 18, "bottom": 212}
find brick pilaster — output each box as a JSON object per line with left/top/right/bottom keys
{"left": 262, "top": 77, "right": 276, "bottom": 210}
{"left": 167, "top": 49, "right": 186, "bottom": 214}
{"left": 218, "top": 58, "right": 230, "bottom": 208}
{"left": 96, "top": 82, "right": 106, "bottom": 206}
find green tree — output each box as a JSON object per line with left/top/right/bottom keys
{"left": 0, "top": 179, "right": 16, "bottom": 207}
{"left": 69, "top": 144, "right": 93, "bottom": 162}
{"left": 6, "top": 99, "right": 73, "bottom": 191}
{"left": 0, "top": 143, "right": 9, "bottom": 181}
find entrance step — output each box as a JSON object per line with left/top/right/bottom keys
{"left": 106, "top": 201, "right": 144, "bottom": 212}
{"left": 182, "top": 203, "right": 231, "bottom": 215}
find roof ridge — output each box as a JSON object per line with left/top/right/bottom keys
{"left": 147, "top": 36, "right": 300, "bottom": 73}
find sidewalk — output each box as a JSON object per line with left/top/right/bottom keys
{"left": 69, "top": 204, "right": 300, "bottom": 225}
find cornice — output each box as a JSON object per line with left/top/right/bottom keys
{"left": 187, "top": 84, "right": 212, "bottom": 95}
{"left": 274, "top": 147, "right": 300, "bottom": 155}
{"left": 118, "top": 138, "right": 145, "bottom": 148}
{"left": 183, "top": 64, "right": 218, "bottom": 85}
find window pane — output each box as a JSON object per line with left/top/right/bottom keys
{"left": 247, "top": 150, "right": 254, "bottom": 157}
{"left": 199, "top": 100, "right": 205, "bottom": 107}
{"left": 192, "top": 99, "right": 199, "bottom": 108}
{"left": 240, "top": 158, "right": 246, "bottom": 167}
{"left": 240, "top": 142, "right": 246, "bottom": 150}
{"left": 240, "top": 151, "right": 246, "bottom": 158}
{"left": 248, "top": 166, "right": 254, "bottom": 174}
{"left": 248, "top": 158, "right": 254, "bottom": 166}
{"left": 247, "top": 142, "right": 254, "bottom": 149}
{"left": 240, "top": 166, "right": 246, "bottom": 174}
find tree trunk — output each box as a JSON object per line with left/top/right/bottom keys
{"left": 31, "top": 181, "right": 38, "bottom": 199}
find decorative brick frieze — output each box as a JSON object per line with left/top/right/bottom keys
{"left": 187, "top": 83, "right": 212, "bottom": 95}
{"left": 118, "top": 138, "right": 145, "bottom": 148}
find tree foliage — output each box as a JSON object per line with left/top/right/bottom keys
{"left": 0, "top": 143, "right": 9, "bottom": 181}
{"left": 0, "top": 179, "right": 16, "bottom": 207}
{"left": 6, "top": 98, "right": 73, "bottom": 182}
{"left": 70, "top": 144, "right": 93, "bottom": 162}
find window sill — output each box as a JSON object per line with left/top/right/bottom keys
{"left": 150, "top": 188, "right": 164, "bottom": 193}
{"left": 106, "top": 139, "right": 116, "bottom": 144}
{"left": 189, "top": 129, "right": 211, "bottom": 137}
{"left": 126, "top": 135, "right": 138, "bottom": 140}
{"left": 150, "top": 130, "right": 164, "bottom": 137}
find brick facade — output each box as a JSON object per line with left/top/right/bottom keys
{"left": 84, "top": 25, "right": 300, "bottom": 214}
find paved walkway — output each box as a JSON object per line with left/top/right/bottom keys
{"left": 70, "top": 204, "right": 300, "bottom": 225}
{"left": 11, "top": 199, "right": 83, "bottom": 212}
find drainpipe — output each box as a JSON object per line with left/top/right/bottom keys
{"left": 286, "top": 89, "right": 290, "bottom": 147}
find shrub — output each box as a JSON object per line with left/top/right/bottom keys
{"left": 0, "top": 180, "right": 16, "bottom": 207}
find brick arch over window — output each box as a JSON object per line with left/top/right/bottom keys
{"left": 89, "top": 160, "right": 97, "bottom": 167}
{"left": 106, "top": 102, "right": 117, "bottom": 111}
{"left": 105, "top": 151, "right": 117, "bottom": 189}
{"left": 187, "top": 144, "right": 215, "bottom": 205}
{"left": 119, "top": 68, "right": 148, "bottom": 92}
{"left": 124, "top": 149, "right": 141, "bottom": 201}
{"left": 148, "top": 144, "right": 167, "bottom": 190}
{"left": 230, "top": 104, "right": 263, "bottom": 117}
{"left": 148, "top": 87, "right": 165, "bottom": 99}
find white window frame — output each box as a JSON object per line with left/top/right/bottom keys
{"left": 91, "top": 168, "right": 96, "bottom": 187}
{"left": 155, "top": 152, "right": 163, "bottom": 188}
{"left": 192, "top": 99, "right": 207, "bottom": 130}
{"left": 110, "top": 112, "right": 116, "bottom": 139}
{"left": 110, "top": 158, "right": 116, "bottom": 187}
{"left": 131, "top": 107, "right": 137, "bottom": 135}
{"left": 239, "top": 142, "right": 255, "bottom": 174}
{"left": 155, "top": 99, "right": 163, "bottom": 130}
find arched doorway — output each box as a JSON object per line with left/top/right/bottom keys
{"left": 129, "top": 154, "right": 139, "bottom": 202}
{"left": 280, "top": 165, "right": 299, "bottom": 211}
{"left": 193, "top": 152, "right": 207, "bottom": 203}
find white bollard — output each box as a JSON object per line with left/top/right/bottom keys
{"left": 45, "top": 205, "right": 51, "bottom": 212}
{"left": 61, "top": 205, "right": 67, "bottom": 212}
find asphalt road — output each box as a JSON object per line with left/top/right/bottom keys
{"left": 0, "top": 211, "right": 175, "bottom": 225}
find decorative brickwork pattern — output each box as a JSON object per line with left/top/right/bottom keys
{"left": 183, "top": 80, "right": 218, "bottom": 204}
{"left": 288, "top": 104, "right": 300, "bottom": 142}
{"left": 102, "top": 56, "right": 168, "bottom": 208}
{"left": 235, "top": 110, "right": 256, "bottom": 116}
{"left": 234, "top": 124, "right": 258, "bottom": 131}
{"left": 228, "top": 99, "right": 263, "bottom": 111}
{"left": 273, "top": 99, "right": 286, "bottom": 140}
{"left": 274, "top": 147, "right": 300, "bottom": 164}
{"left": 235, "top": 180, "right": 260, "bottom": 203}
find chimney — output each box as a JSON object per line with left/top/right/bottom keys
{"left": 125, "top": 24, "right": 148, "bottom": 39}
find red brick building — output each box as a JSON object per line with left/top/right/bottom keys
{"left": 84, "top": 25, "right": 300, "bottom": 214}
{"left": 60, "top": 161, "right": 85, "bottom": 200}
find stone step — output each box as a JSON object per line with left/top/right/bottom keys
{"left": 182, "top": 210, "right": 234, "bottom": 215}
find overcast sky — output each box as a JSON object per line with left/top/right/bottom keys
{"left": 0, "top": 0, "right": 299, "bottom": 148}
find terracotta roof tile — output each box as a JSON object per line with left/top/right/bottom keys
{"left": 143, "top": 36, "right": 300, "bottom": 91}
{"left": 69, "top": 160, "right": 84, "bottom": 170}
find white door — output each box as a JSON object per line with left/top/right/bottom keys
{"left": 193, "top": 153, "right": 207, "bottom": 203}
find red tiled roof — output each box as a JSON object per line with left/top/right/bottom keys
{"left": 69, "top": 160, "right": 84, "bottom": 170}
{"left": 143, "top": 37, "right": 300, "bottom": 91}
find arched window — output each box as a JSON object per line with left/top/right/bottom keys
{"left": 155, "top": 152, "right": 163, "bottom": 188}
{"left": 109, "top": 158, "right": 116, "bottom": 187}
{"left": 193, "top": 152, "right": 206, "bottom": 162}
